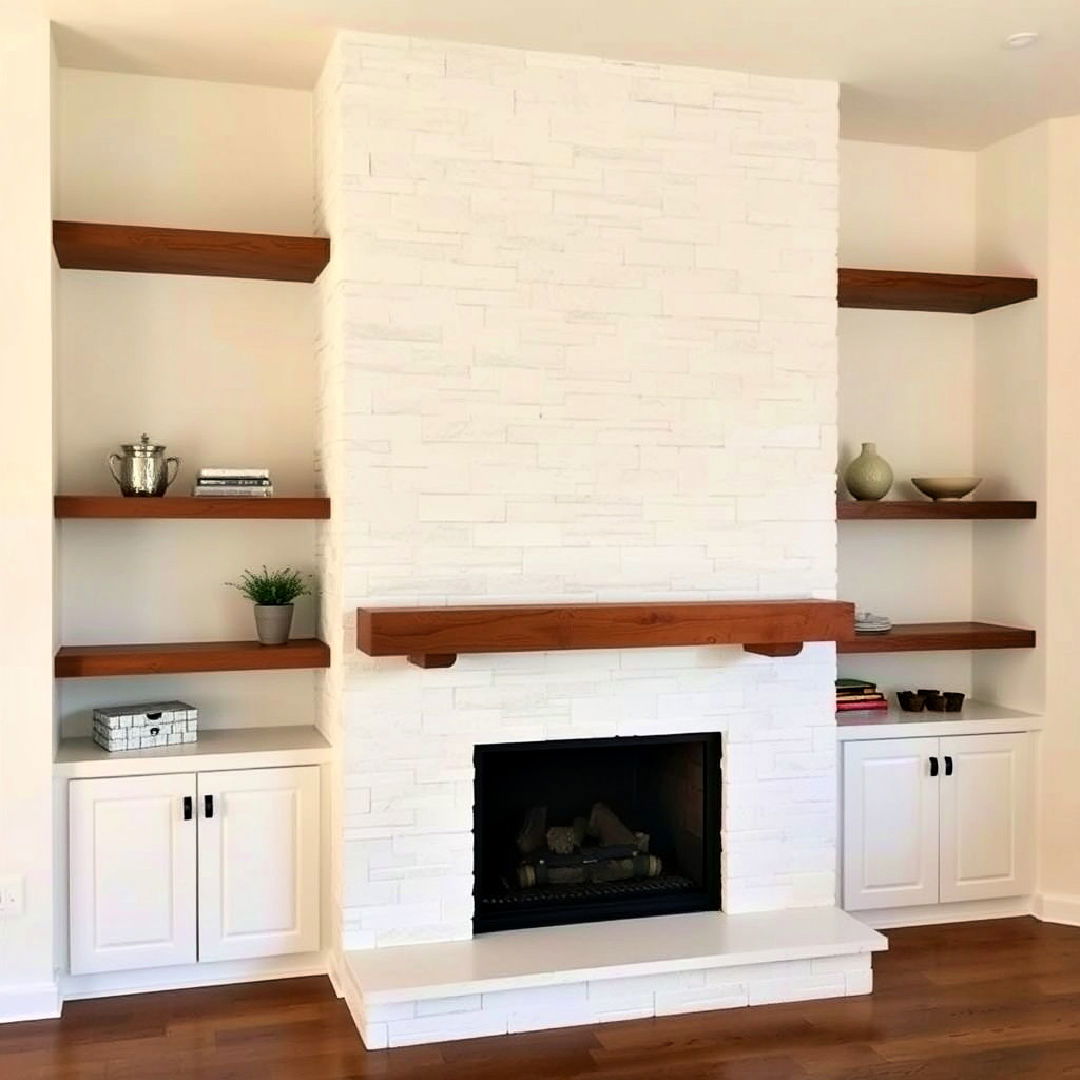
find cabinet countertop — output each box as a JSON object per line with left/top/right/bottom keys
{"left": 836, "top": 701, "right": 1041, "bottom": 741}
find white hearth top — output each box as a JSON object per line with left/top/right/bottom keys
{"left": 345, "top": 908, "right": 886, "bottom": 1005}
{"left": 836, "top": 700, "right": 1041, "bottom": 741}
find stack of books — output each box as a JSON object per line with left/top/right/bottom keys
{"left": 836, "top": 678, "right": 888, "bottom": 713}
{"left": 854, "top": 611, "right": 892, "bottom": 634}
{"left": 193, "top": 468, "right": 273, "bottom": 498}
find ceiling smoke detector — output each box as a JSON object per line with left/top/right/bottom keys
{"left": 1003, "top": 32, "right": 1040, "bottom": 49}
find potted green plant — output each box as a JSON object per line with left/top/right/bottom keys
{"left": 228, "top": 566, "right": 311, "bottom": 645}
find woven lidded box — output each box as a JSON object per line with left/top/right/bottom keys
{"left": 92, "top": 700, "right": 197, "bottom": 753}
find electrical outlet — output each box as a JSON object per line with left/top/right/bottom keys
{"left": 0, "top": 875, "right": 24, "bottom": 917}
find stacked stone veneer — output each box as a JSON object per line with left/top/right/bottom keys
{"left": 315, "top": 32, "right": 840, "bottom": 957}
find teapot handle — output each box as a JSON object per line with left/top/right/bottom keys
{"left": 107, "top": 453, "right": 123, "bottom": 489}
{"left": 165, "top": 457, "right": 181, "bottom": 491}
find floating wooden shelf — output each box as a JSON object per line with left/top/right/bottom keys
{"left": 356, "top": 600, "right": 854, "bottom": 668}
{"left": 55, "top": 495, "right": 331, "bottom": 520}
{"left": 55, "top": 638, "right": 331, "bottom": 678}
{"left": 53, "top": 221, "right": 330, "bottom": 282}
{"left": 837, "top": 268, "right": 1037, "bottom": 314}
{"left": 837, "top": 500, "right": 1036, "bottom": 521}
{"left": 837, "top": 622, "right": 1036, "bottom": 655}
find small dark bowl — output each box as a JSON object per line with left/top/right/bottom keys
{"left": 943, "top": 692, "right": 965, "bottom": 713}
{"left": 924, "top": 693, "right": 947, "bottom": 712}
{"left": 897, "top": 691, "right": 926, "bottom": 713}
{"left": 917, "top": 689, "right": 939, "bottom": 697}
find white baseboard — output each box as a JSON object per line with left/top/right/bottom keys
{"left": 0, "top": 981, "right": 62, "bottom": 1023}
{"left": 61, "top": 952, "right": 327, "bottom": 1002}
{"left": 328, "top": 947, "right": 369, "bottom": 1044}
{"left": 851, "top": 896, "right": 1033, "bottom": 930}
{"left": 326, "top": 948, "right": 347, "bottom": 1000}
{"left": 1033, "top": 893, "right": 1080, "bottom": 927}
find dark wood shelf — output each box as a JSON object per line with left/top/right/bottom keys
{"left": 838, "top": 268, "right": 1037, "bottom": 313}
{"left": 55, "top": 638, "right": 331, "bottom": 678}
{"left": 55, "top": 495, "right": 331, "bottom": 520}
{"left": 837, "top": 500, "right": 1036, "bottom": 521}
{"left": 837, "top": 622, "right": 1036, "bottom": 655}
{"left": 357, "top": 599, "right": 854, "bottom": 668}
{"left": 53, "top": 221, "right": 330, "bottom": 282}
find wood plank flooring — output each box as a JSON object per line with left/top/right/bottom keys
{"left": 3, "top": 918, "right": 1080, "bottom": 1079}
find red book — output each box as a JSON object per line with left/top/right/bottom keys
{"left": 836, "top": 700, "right": 889, "bottom": 712}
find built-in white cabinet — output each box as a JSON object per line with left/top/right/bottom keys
{"left": 842, "top": 736, "right": 941, "bottom": 910}
{"left": 69, "top": 773, "right": 199, "bottom": 974}
{"left": 937, "top": 734, "right": 1034, "bottom": 903}
{"left": 198, "top": 767, "right": 321, "bottom": 963}
{"left": 70, "top": 765, "right": 320, "bottom": 975}
{"left": 842, "top": 732, "right": 1032, "bottom": 912}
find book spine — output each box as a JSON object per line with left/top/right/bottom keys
{"left": 835, "top": 694, "right": 886, "bottom": 703}
{"left": 836, "top": 701, "right": 889, "bottom": 712}
{"left": 196, "top": 478, "right": 272, "bottom": 487}
{"left": 193, "top": 486, "right": 274, "bottom": 497}
{"left": 198, "top": 468, "right": 271, "bottom": 479}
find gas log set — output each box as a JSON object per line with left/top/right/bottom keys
{"left": 514, "top": 802, "right": 662, "bottom": 889}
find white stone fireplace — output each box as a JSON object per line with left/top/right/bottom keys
{"left": 315, "top": 31, "right": 884, "bottom": 1048}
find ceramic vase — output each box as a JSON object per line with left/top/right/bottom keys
{"left": 254, "top": 603, "right": 294, "bottom": 645}
{"left": 844, "top": 442, "right": 893, "bottom": 501}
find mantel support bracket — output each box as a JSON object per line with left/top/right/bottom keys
{"left": 743, "top": 642, "right": 804, "bottom": 658}
{"left": 408, "top": 653, "right": 458, "bottom": 669}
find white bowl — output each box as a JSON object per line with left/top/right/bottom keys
{"left": 911, "top": 476, "right": 982, "bottom": 501}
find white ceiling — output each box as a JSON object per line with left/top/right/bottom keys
{"left": 37, "top": 0, "right": 1080, "bottom": 149}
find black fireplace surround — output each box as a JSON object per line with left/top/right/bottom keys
{"left": 473, "top": 733, "right": 722, "bottom": 933}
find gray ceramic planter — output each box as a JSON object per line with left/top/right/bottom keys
{"left": 254, "top": 603, "right": 294, "bottom": 645}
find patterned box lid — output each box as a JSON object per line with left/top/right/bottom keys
{"left": 92, "top": 700, "right": 196, "bottom": 719}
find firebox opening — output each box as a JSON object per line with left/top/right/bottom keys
{"left": 473, "top": 732, "right": 722, "bottom": 933}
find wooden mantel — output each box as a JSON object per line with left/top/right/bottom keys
{"left": 356, "top": 599, "right": 854, "bottom": 669}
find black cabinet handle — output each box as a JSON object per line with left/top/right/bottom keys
{"left": 944, "top": 755, "right": 954, "bottom": 777}
{"left": 929, "top": 756, "right": 939, "bottom": 777}
{"left": 205, "top": 794, "right": 214, "bottom": 819}
{"left": 183, "top": 796, "right": 193, "bottom": 821}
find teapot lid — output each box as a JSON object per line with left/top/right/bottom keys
{"left": 120, "top": 432, "right": 166, "bottom": 453}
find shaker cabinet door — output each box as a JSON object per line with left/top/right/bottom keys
{"left": 69, "top": 773, "right": 198, "bottom": 974}
{"left": 197, "top": 766, "right": 320, "bottom": 963}
{"left": 939, "top": 733, "right": 1033, "bottom": 903}
{"left": 842, "top": 737, "right": 941, "bottom": 911}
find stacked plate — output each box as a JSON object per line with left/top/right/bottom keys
{"left": 854, "top": 611, "right": 892, "bottom": 634}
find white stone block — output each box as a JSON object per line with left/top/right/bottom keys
{"left": 654, "top": 983, "right": 749, "bottom": 1016}
{"left": 415, "top": 994, "right": 484, "bottom": 1017}
{"left": 748, "top": 974, "right": 846, "bottom": 1006}
{"left": 508, "top": 1001, "right": 646, "bottom": 1035}
{"left": 386, "top": 1010, "right": 509, "bottom": 1047}
{"left": 845, "top": 966, "right": 874, "bottom": 996}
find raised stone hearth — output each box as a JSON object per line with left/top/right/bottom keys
{"left": 338, "top": 910, "right": 885, "bottom": 1048}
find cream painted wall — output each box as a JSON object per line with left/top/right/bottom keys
{"left": 838, "top": 140, "right": 978, "bottom": 695}
{"left": 0, "top": 15, "right": 58, "bottom": 1019}
{"left": 55, "top": 70, "right": 319, "bottom": 734}
{"left": 974, "top": 119, "right": 1080, "bottom": 905}
{"left": 1039, "top": 116, "right": 1080, "bottom": 903}
{"left": 972, "top": 123, "right": 1047, "bottom": 718}
{"left": 57, "top": 69, "right": 315, "bottom": 234}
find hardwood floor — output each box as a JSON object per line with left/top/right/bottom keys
{"left": 4, "top": 918, "right": 1080, "bottom": 1079}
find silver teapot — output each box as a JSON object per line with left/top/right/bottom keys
{"left": 108, "top": 433, "right": 181, "bottom": 497}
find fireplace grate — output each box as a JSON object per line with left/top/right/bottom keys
{"left": 479, "top": 872, "right": 696, "bottom": 909}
